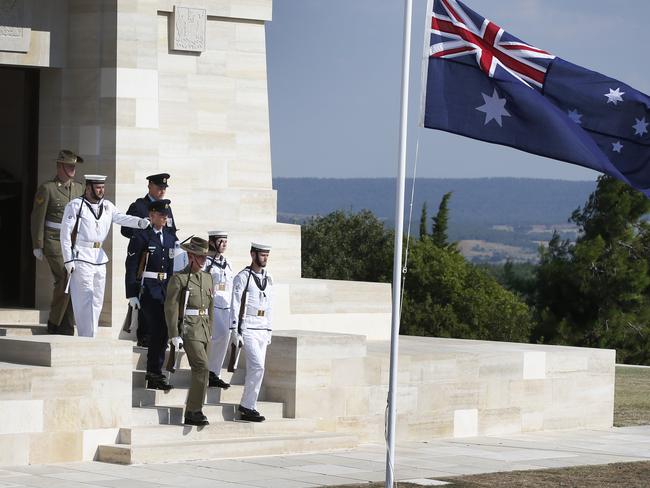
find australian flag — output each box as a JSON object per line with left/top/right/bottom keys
{"left": 424, "top": 0, "right": 650, "bottom": 196}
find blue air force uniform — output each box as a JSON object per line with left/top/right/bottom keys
{"left": 125, "top": 200, "right": 175, "bottom": 384}
{"left": 121, "top": 174, "right": 177, "bottom": 240}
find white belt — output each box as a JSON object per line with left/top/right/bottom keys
{"left": 142, "top": 271, "right": 167, "bottom": 280}
{"left": 185, "top": 308, "right": 209, "bottom": 316}
{"left": 76, "top": 240, "right": 103, "bottom": 248}
{"left": 45, "top": 220, "right": 62, "bottom": 229}
{"left": 246, "top": 307, "right": 267, "bottom": 317}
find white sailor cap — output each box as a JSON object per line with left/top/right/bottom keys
{"left": 251, "top": 242, "right": 271, "bottom": 252}
{"left": 208, "top": 230, "right": 228, "bottom": 238}
{"left": 84, "top": 174, "right": 107, "bottom": 184}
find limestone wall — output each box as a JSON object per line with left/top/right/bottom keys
{"left": 0, "top": 0, "right": 68, "bottom": 68}
{"left": 0, "top": 335, "right": 131, "bottom": 465}
{"left": 264, "top": 332, "right": 616, "bottom": 442}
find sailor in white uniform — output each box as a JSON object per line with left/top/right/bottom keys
{"left": 204, "top": 231, "right": 234, "bottom": 389}
{"left": 60, "top": 175, "right": 150, "bottom": 337}
{"left": 230, "top": 242, "right": 273, "bottom": 422}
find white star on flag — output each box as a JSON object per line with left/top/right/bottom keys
{"left": 632, "top": 117, "right": 648, "bottom": 136}
{"left": 604, "top": 87, "right": 625, "bottom": 105}
{"left": 567, "top": 109, "right": 582, "bottom": 124}
{"left": 476, "top": 89, "right": 510, "bottom": 127}
{"left": 612, "top": 141, "right": 623, "bottom": 153}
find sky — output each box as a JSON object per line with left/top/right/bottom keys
{"left": 265, "top": 0, "right": 650, "bottom": 180}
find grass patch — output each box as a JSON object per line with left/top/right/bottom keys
{"left": 614, "top": 365, "right": 650, "bottom": 426}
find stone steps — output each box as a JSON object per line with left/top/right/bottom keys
{"left": 97, "top": 432, "right": 358, "bottom": 464}
{"left": 132, "top": 368, "right": 244, "bottom": 389}
{"left": 133, "top": 383, "right": 244, "bottom": 407}
{"left": 0, "top": 323, "right": 49, "bottom": 336}
{"left": 0, "top": 308, "right": 46, "bottom": 325}
{"left": 131, "top": 347, "right": 248, "bottom": 383}
{"left": 120, "top": 417, "right": 320, "bottom": 444}
{"left": 130, "top": 400, "right": 284, "bottom": 425}
{"left": 0, "top": 308, "right": 49, "bottom": 336}
{"left": 0, "top": 335, "right": 132, "bottom": 367}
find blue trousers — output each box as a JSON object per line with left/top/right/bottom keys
{"left": 141, "top": 292, "right": 168, "bottom": 375}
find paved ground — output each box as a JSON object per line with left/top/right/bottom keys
{"left": 2, "top": 426, "right": 650, "bottom": 487}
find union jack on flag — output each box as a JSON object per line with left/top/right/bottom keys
{"left": 423, "top": 0, "right": 650, "bottom": 196}
{"left": 430, "top": 0, "right": 555, "bottom": 89}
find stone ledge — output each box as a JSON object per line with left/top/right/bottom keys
{"left": 0, "top": 336, "right": 132, "bottom": 367}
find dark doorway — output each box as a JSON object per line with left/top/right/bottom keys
{"left": 0, "top": 67, "right": 39, "bottom": 307}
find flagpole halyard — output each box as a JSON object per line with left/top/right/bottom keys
{"left": 385, "top": 0, "right": 414, "bottom": 486}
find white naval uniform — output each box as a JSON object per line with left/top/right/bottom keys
{"left": 60, "top": 197, "right": 144, "bottom": 337}
{"left": 229, "top": 267, "right": 273, "bottom": 410}
{"left": 204, "top": 255, "right": 234, "bottom": 374}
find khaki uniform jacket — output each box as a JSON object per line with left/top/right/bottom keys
{"left": 165, "top": 266, "right": 214, "bottom": 343}
{"left": 30, "top": 178, "right": 84, "bottom": 255}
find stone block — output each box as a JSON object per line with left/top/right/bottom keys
{"left": 404, "top": 412, "right": 454, "bottom": 441}
{"left": 478, "top": 379, "right": 512, "bottom": 410}
{"left": 521, "top": 411, "right": 544, "bottom": 432}
{"left": 479, "top": 407, "right": 521, "bottom": 436}
{"left": 82, "top": 428, "right": 120, "bottom": 461}
{"left": 0, "top": 433, "right": 29, "bottom": 465}
{"left": 508, "top": 379, "right": 550, "bottom": 409}
{"left": 478, "top": 354, "right": 523, "bottom": 380}
{"left": 29, "top": 431, "right": 82, "bottom": 464}
{"left": 344, "top": 386, "right": 370, "bottom": 416}
{"left": 523, "top": 351, "right": 546, "bottom": 379}
{"left": 453, "top": 408, "right": 478, "bottom": 438}
{"left": 331, "top": 356, "right": 381, "bottom": 387}
{"left": 79, "top": 395, "right": 132, "bottom": 429}
{"left": 0, "top": 399, "right": 43, "bottom": 434}
{"left": 30, "top": 365, "right": 94, "bottom": 399}
{"left": 42, "top": 398, "right": 82, "bottom": 432}
{"left": 0, "top": 363, "right": 32, "bottom": 398}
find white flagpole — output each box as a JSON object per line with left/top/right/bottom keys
{"left": 386, "top": 0, "right": 413, "bottom": 486}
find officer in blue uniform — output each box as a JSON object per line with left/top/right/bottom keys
{"left": 121, "top": 173, "right": 177, "bottom": 240}
{"left": 125, "top": 199, "right": 176, "bottom": 390}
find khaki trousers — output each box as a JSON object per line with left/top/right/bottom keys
{"left": 184, "top": 339, "right": 209, "bottom": 413}
{"left": 44, "top": 252, "right": 75, "bottom": 332}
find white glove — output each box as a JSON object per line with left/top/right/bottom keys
{"left": 170, "top": 336, "right": 183, "bottom": 349}
{"left": 64, "top": 262, "right": 75, "bottom": 274}
{"left": 229, "top": 330, "right": 242, "bottom": 348}
{"left": 33, "top": 248, "right": 43, "bottom": 261}
{"left": 137, "top": 218, "right": 150, "bottom": 229}
{"left": 128, "top": 297, "right": 141, "bottom": 309}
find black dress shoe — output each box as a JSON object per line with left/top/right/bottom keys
{"left": 57, "top": 326, "right": 74, "bottom": 336}
{"left": 208, "top": 371, "right": 230, "bottom": 389}
{"left": 185, "top": 410, "right": 209, "bottom": 426}
{"left": 147, "top": 374, "right": 173, "bottom": 391}
{"left": 238, "top": 405, "right": 265, "bottom": 422}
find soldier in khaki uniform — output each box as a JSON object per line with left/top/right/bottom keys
{"left": 165, "top": 237, "right": 214, "bottom": 426}
{"left": 30, "top": 150, "right": 84, "bottom": 334}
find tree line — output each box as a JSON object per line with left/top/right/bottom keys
{"left": 301, "top": 176, "right": 650, "bottom": 364}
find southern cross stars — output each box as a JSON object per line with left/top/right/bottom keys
{"left": 567, "top": 109, "right": 582, "bottom": 124}
{"left": 604, "top": 87, "right": 625, "bottom": 105}
{"left": 476, "top": 89, "right": 510, "bottom": 127}
{"left": 633, "top": 117, "right": 648, "bottom": 137}
{"left": 612, "top": 141, "right": 623, "bottom": 153}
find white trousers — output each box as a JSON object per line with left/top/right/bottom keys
{"left": 70, "top": 261, "right": 106, "bottom": 338}
{"left": 208, "top": 307, "right": 230, "bottom": 373}
{"left": 240, "top": 329, "right": 271, "bottom": 410}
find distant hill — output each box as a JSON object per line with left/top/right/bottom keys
{"left": 273, "top": 177, "right": 597, "bottom": 263}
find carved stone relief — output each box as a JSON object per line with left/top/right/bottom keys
{"left": 0, "top": 0, "right": 31, "bottom": 53}
{"left": 170, "top": 6, "right": 206, "bottom": 53}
